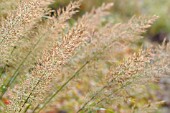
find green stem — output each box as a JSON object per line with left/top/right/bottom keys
{"left": 76, "top": 73, "right": 140, "bottom": 112}
{"left": 23, "top": 104, "right": 31, "bottom": 113}
{"left": 95, "top": 74, "right": 145, "bottom": 106}
{"left": 33, "top": 61, "right": 89, "bottom": 113}
{"left": 0, "top": 36, "right": 43, "bottom": 99}
{"left": 77, "top": 86, "right": 107, "bottom": 113}
{"left": 96, "top": 84, "right": 127, "bottom": 105}
{"left": 19, "top": 74, "right": 44, "bottom": 112}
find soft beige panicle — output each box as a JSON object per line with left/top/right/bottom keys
{"left": 78, "top": 49, "right": 155, "bottom": 112}
{"left": 0, "top": 0, "right": 52, "bottom": 65}
{"left": 72, "top": 15, "right": 158, "bottom": 67}
{"left": 87, "top": 43, "right": 170, "bottom": 110}
{"left": 0, "top": 0, "right": 54, "bottom": 96}
{"left": 107, "top": 49, "right": 155, "bottom": 85}
{"left": 97, "top": 15, "right": 159, "bottom": 45}
{"left": 0, "top": 0, "right": 19, "bottom": 20}
{"left": 79, "top": 44, "right": 170, "bottom": 112}
{"left": 98, "top": 44, "right": 170, "bottom": 108}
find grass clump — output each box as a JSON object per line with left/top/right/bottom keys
{"left": 0, "top": 0, "right": 169, "bottom": 113}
